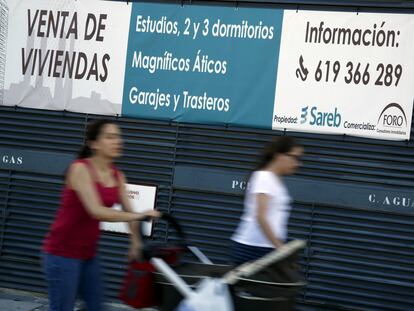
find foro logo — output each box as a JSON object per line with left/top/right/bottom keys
{"left": 2, "top": 155, "right": 23, "bottom": 165}
{"left": 377, "top": 103, "right": 407, "bottom": 128}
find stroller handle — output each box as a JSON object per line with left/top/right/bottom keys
{"left": 140, "top": 213, "right": 213, "bottom": 264}
{"left": 140, "top": 212, "right": 187, "bottom": 245}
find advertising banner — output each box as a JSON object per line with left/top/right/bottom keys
{"left": 2, "top": 0, "right": 130, "bottom": 115}
{"left": 122, "top": 3, "right": 282, "bottom": 128}
{"left": 273, "top": 10, "right": 414, "bottom": 140}
{"left": 1, "top": 0, "right": 413, "bottom": 140}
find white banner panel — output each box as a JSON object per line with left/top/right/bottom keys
{"left": 101, "top": 183, "right": 157, "bottom": 236}
{"left": 3, "top": 0, "right": 130, "bottom": 115}
{"left": 273, "top": 10, "right": 414, "bottom": 140}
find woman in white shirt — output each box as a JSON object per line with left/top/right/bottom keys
{"left": 231, "top": 136, "right": 303, "bottom": 264}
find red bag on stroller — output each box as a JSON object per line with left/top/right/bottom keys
{"left": 119, "top": 260, "right": 158, "bottom": 308}
{"left": 119, "top": 214, "right": 186, "bottom": 308}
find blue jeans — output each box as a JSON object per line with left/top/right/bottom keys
{"left": 43, "top": 253, "right": 103, "bottom": 311}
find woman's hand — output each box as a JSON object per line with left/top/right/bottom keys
{"left": 127, "top": 211, "right": 161, "bottom": 261}
{"left": 144, "top": 210, "right": 162, "bottom": 219}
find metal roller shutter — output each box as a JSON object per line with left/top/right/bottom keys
{"left": 1, "top": 104, "right": 414, "bottom": 309}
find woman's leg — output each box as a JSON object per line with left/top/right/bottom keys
{"left": 43, "top": 253, "right": 81, "bottom": 311}
{"left": 79, "top": 256, "right": 104, "bottom": 311}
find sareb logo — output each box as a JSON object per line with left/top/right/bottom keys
{"left": 300, "top": 106, "right": 309, "bottom": 124}
{"left": 300, "top": 106, "right": 341, "bottom": 127}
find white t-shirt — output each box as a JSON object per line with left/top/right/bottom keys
{"left": 231, "top": 170, "right": 292, "bottom": 248}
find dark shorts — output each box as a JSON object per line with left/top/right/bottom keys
{"left": 229, "top": 240, "right": 274, "bottom": 265}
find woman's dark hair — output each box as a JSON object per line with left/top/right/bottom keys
{"left": 255, "top": 136, "right": 300, "bottom": 170}
{"left": 77, "top": 119, "right": 115, "bottom": 159}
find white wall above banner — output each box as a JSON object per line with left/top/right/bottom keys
{"left": 273, "top": 10, "right": 414, "bottom": 140}
{"left": 101, "top": 183, "right": 157, "bottom": 236}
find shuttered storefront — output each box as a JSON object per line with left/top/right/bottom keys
{"left": 1, "top": 104, "right": 413, "bottom": 310}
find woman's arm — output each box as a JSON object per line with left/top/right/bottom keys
{"left": 118, "top": 172, "right": 143, "bottom": 259}
{"left": 256, "top": 193, "right": 284, "bottom": 248}
{"left": 68, "top": 162, "right": 157, "bottom": 222}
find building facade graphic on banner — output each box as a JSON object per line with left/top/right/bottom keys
{"left": 2, "top": 0, "right": 129, "bottom": 115}
{"left": 0, "top": 0, "right": 8, "bottom": 105}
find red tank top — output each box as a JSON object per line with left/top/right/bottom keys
{"left": 43, "top": 159, "right": 120, "bottom": 259}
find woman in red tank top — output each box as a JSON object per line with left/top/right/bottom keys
{"left": 42, "top": 119, "right": 160, "bottom": 311}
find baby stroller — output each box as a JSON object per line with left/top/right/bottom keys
{"left": 152, "top": 239, "right": 306, "bottom": 311}
{"left": 120, "top": 213, "right": 306, "bottom": 310}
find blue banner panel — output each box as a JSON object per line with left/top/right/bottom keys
{"left": 122, "top": 2, "right": 283, "bottom": 128}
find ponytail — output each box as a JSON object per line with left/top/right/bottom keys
{"left": 77, "top": 119, "right": 114, "bottom": 159}
{"left": 77, "top": 144, "right": 92, "bottom": 159}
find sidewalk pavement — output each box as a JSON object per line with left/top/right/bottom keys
{"left": 0, "top": 287, "right": 156, "bottom": 311}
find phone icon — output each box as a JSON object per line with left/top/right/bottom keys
{"left": 296, "top": 55, "right": 309, "bottom": 81}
